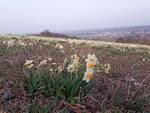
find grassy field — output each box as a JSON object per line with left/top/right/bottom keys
{"left": 0, "top": 35, "right": 150, "bottom": 113}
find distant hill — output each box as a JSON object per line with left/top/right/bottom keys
{"left": 63, "top": 25, "right": 150, "bottom": 39}
{"left": 30, "top": 26, "right": 150, "bottom": 45}
{"left": 63, "top": 25, "right": 150, "bottom": 45}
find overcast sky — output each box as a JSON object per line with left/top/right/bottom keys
{"left": 0, "top": 0, "right": 150, "bottom": 34}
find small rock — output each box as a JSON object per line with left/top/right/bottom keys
{"left": 1, "top": 90, "right": 15, "bottom": 101}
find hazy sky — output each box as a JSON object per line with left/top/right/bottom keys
{"left": 0, "top": 0, "right": 150, "bottom": 34}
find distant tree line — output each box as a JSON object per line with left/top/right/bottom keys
{"left": 31, "top": 29, "right": 78, "bottom": 39}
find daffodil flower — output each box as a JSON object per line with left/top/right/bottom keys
{"left": 24, "top": 60, "right": 34, "bottom": 69}
{"left": 83, "top": 69, "right": 94, "bottom": 82}
{"left": 67, "top": 54, "right": 80, "bottom": 73}
{"left": 83, "top": 54, "right": 98, "bottom": 82}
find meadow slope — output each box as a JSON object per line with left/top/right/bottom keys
{"left": 0, "top": 35, "right": 150, "bottom": 113}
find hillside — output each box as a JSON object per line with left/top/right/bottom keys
{"left": 0, "top": 35, "right": 150, "bottom": 113}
